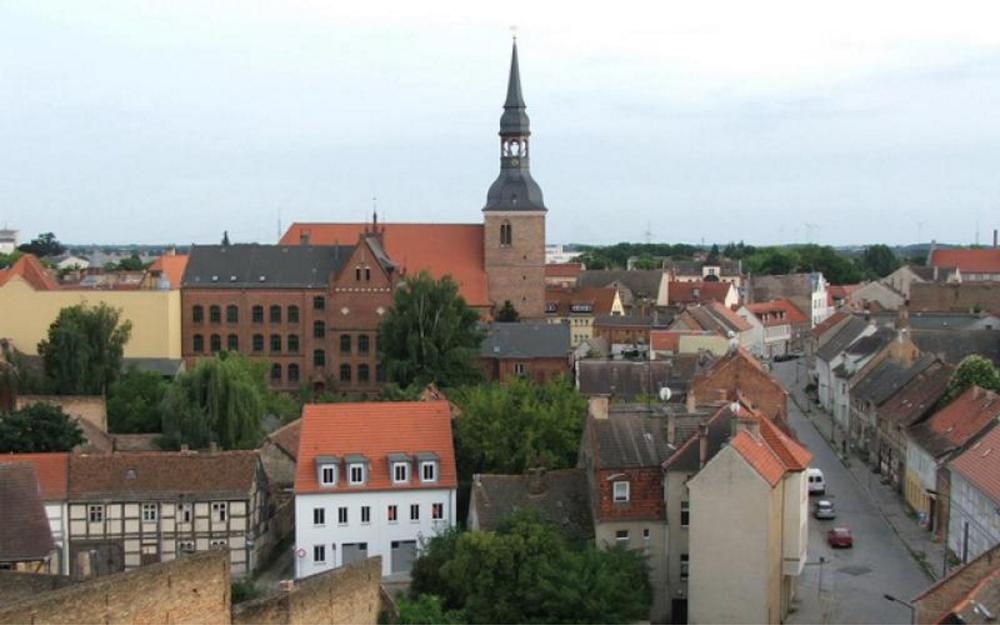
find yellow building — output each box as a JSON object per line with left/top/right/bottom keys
{"left": 0, "top": 257, "right": 181, "bottom": 359}
{"left": 544, "top": 286, "right": 624, "bottom": 347}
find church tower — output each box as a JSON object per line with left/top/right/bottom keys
{"left": 483, "top": 39, "right": 547, "bottom": 319}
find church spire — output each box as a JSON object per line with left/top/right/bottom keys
{"left": 484, "top": 38, "right": 546, "bottom": 212}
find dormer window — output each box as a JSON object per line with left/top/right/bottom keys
{"left": 613, "top": 480, "right": 630, "bottom": 503}
{"left": 346, "top": 455, "right": 367, "bottom": 485}
{"left": 388, "top": 453, "right": 411, "bottom": 484}
{"left": 315, "top": 456, "right": 339, "bottom": 487}
{"left": 416, "top": 452, "right": 439, "bottom": 483}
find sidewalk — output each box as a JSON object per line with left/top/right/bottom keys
{"left": 789, "top": 383, "right": 944, "bottom": 582}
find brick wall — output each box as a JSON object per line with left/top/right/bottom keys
{"left": 0, "top": 550, "right": 231, "bottom": 625}
{"left": 691, "top": 355, "right": 788, "bottom": 422}
{"left": 0, "top": 571, "right": 75, "bottom": 605}
{"left": 480, "top": 356, "right": 570, "bottom": 384}
{"left": 595, "top": 467, "right": 665, "bottom": 521}
{"left": 483, "top": 212, "right": 546, "bottom": 319}
{"left": 232, "top": 557, "right": 382, "bottom": 625}
{"left": 910, "top": 282, "right": 1000, "bottom": 313}
{"left": 16, "top": 395, "right": 107, "bottom": 431}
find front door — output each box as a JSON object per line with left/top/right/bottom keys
{"left": 671, "top": 598, "right": 688, "bottom": 624}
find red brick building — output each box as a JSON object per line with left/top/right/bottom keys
{"left": 689, "top": 348, "right": 789, "bottom": 423}
{"left": 478, "top": 322, "right": 571, "bottom": 383}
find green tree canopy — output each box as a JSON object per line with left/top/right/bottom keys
{"left": 378, "top": 272, "right": 484, "bottom": 388}
{"left": 0, "top": 403, "right": 84, "bottom": 453}
{"left": 452, "top": 377, "right": 587, "bottom": 476}
{"left": 107, "top": 369, "right": 169, "bottom": 433}
{"left": 944, "top": 355, "right": 1000, "bottom": 403}
{"left": 706, "top": 243, "right": 720, "bottom": 264}
{"left": 160, "top": 353, "right": 265, "bottom": 450}
{"left": 858, "top": 244, "right": 901, "bottom": 279}
{"left": 408, "top": 511, "right": 651, "bottom": 624}
{"left": 18, "top": 232, "right": 65, "bottom": 258}
{"left": 38, "top": 303, "right": 132, "bottom": 395}
{"left": 495, "top": 300, "right": 520, "bottom": 323}
{"left": 0, "top": 250, "right": 22, "bottom": 269}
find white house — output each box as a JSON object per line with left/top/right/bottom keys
{"left": 294, "top": 401, "right": 458, "bottom": 579}
{"left": 946, "top": 424, "right": 1000, "bottom": 563}
{"left": 0, "top": 228, "right": 17, "bottom": 255}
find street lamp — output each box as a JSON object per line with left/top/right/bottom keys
{"left": 883, "top": 594, "right": 915, "bottom": 623}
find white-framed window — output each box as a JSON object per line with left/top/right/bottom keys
{"left": 349, "top": 463, "right": 365, "bottom": 485}
{"left": 142, "top": 503, "right": 158, "bottom": 522}
{"left": 212, "top": 502, "right": 228, "bottom": 522}
{"left": 393, "top": 462, "right": 409, "bottom": 483}
{"left": 432, "top": 503, "right": 444, "bottom": 520}
{"left": 88, "top": 505, "right": 104, "bottom": 522}
{"left": 613, "top": 480, "right": 630, "bottom": 503}
{"left": 338, "top": 506, "right": 348, "bottom": 525}
{"left": 179, "top": 503, "right": 192, "bottom": 523}
{"left": 514, "top": 363, "right": 526, "bottom": 376}
{"left": 643, "top": 528, "right": 651, "bottom": 540}
{"left": 320, "top": 465, "right": 337, "bottom": 486}
{"left": 421, "top": 461, "right": 437, "bottom": 483}
{"left": 313, "top": 507, "right": 325, "bottom": 526}
{"left": 313, "top": 544, "right": 326, "bottom": 563}
{"left": 177, "top": 541, "right": 196, "bottom": 555}
{"left": 210, "top": 539, "right": 228, "bottom": 550}
{"left": 615, "top": 529, "right": 629, "bottom": 543}
{"left": 388, "top": 505, "right": 398, "bottom": 523}
{"left": 680, "top": 501, "right": 690, "bottom": 527}
{"left": 361, "top": 506, "right": 371, "bottom": 524}
{"left": 410, "top": 504, "right": 420, "bottom": 522}
{"left": 680, "top": 553, "right": 689, "bottom": 580}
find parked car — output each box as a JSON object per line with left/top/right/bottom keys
{"left": 828, "top": 527, "right": 854, "bottom": 548}
{"left": 813, "top": 500, "right": 836, "bottom": 520}
{"left": 807, "top": 468, "right": 826, "bottom": 495}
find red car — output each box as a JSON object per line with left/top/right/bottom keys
{"left": 828, "top": 527, "right": 854, "bottom": 548}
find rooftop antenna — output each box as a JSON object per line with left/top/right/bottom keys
{"left": 277, "top": 208, "right": 282, "bottom": 242}
{"left": 372, "top": 195, "right": 378, "bottom": 227}
{"left": 643, "top": 221, "right": 653, "bottom": 245}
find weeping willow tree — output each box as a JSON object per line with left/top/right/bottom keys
{"left": 160, "top": 353, "right": 265, "bottom": 450}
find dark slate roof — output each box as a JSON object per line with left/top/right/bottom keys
{"left": 588, "top": 411, "right": 674, "bottom": 468}
{"left": 868, "top": 312, "right": 997, "bottom": 331}
{"left": 499, "top": 40, "right": 529, "bottom": 136}
{"left": 665, "top": 259, "right": 741, "bottom": 277}
{"left": 577, "top": 355, "right": 710, "bottom": 401}
{"left": 182, "top": 244, "right": 353, "bottom": 289}
{"left": 0, "top": 463, "right": 55, "bottom": 563}
{"left": 664, "top": 405, "right": 733, "bottom": 473}
{"left": 480, "top": 322, "right": 570, "bottom": 359}
{"left": 484, "top": 168, "right": 547, "bottom": 212}
{"left": 912, "top": 329, "right": 1000, "bottom": 366}
{"left": 846, "top": 327, "right": 894, "bottom": 358}
{"left": 909, "top": 265, "right": 958, "bottom": 282}
{"left": 878, "top": 360, "right": 954, "bottom": 429}
{"left": 577, "top": 270, "right": 664, "bottom": 300}
{"left": 816, "top": 317, "right": 870, "bottom": 362}
{"left": 853, "top": 354, "right": 936, "bottom": 407}
{"left": 470, "top": 469, "right": 592, "bottom": 541}
{"left": 121, "top": 357, "right": 185, "bottom": 378}
{"left": 594, "top": 314, "right": 671, "bottom": 328}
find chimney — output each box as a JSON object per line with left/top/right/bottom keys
{"left": 526, "top": 467, "right": 547, "bottom": 496}
{"left": 667, "top": 412, "right": 677, "bottom": 446}
{"left": 735, "top": 415, "right": 761, "bottom": 438}
{"left": 686, "top": 389, "right": 697, "bottom": 412}
{"left": 994, "top": 229, "right": 998, "bottom": 248}
{"left": 698, "top": 424, "right": 709, "bottom": 469}
{"left": 589, "top": 396, "right": 609, "bottom": 420}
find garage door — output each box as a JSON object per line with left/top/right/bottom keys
{"left": 391, "top": 540, "right": 417, "bottom": 574}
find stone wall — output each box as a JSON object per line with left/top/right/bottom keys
{"left": 16, "top": 395, "right": 107, "bottom": 431}
{"left": 0, "top": 551, "right": 231, "bottom": 625}
{"left": 0, "top": 571, "right": 75, "bottom": 605}
{"left": 232, "top": 556, "right": 382, "bottom": 625}
{"left": 910, "top": 282, "right": 1000, "bottom": 313}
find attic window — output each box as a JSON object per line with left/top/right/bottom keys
{"left": 230, "top": 275, "right": 237, "bottom": 282}
{"left": 613, "top": 480, "right": 630, "bottom": 503}
{"left": 259, "top": 275, "right": 266, "bottom": 282}
{"left": 211, "top": 275, "right": 219, "bottom": 282}
{"left": 316, "top": 456, "right": 339, "bottom": 486}
{"left": 125, "top": 468, "right": 136, "bottom": 480}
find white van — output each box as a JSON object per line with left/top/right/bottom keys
{"left": 807, "top": 468, "right": 826, "bottom": 495}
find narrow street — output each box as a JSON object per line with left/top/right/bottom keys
{"left": 771, "top": 361, "right": 932, "bottom": 625}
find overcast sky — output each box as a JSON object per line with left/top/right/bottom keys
{"left": 3, "top": 1, "right": 1000, "bottom": 247}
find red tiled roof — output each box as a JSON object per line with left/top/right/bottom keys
{"left": 545, "top": 286, "right": 616, "bottom": 316}
{"left": 930, "top": 248, "right": 1000, "bottom": 274}
{"left": 926, "top": 386, "right": 1000, "bottom": 449}
{"left": 706, "top": 300, "right": 753, "bottom": 333}
{"left": 668, "top": 281, "right": 733, "bottom": 305}
{"left": 812, "top": 311, "right": 848, "bottom": 339}
{"left": 730, "top": 431, "right": 787, "bottom": 487}
{"left": 267, "top": 419, "right": 302, "bottom": 459}
{"left": 746, "top": 298, "right": 809, "bottom": 326}
{"left": 295, "top": 401, "right": 457, "bottom": 494}
{"left": 758, "top": 413, "right": 812, "bottom": 470}
{"left": 0, "top": 453, "right": 68, "bottom": 500}
{"left": 650, "top": 330, "right": 682, "bottom": 352}
{"left": 147, "top": 253, "right": 188, "bottom": 289}
{"left": 545, "top": 263, "right": 583, "bottom": 278}
{"left": 280, "top": 223, "right": 489, "bottom": 307}
{"left": 68, "top": 451, "right": 259, "bottom": 498}
{"left": 0, "top": 255, "right": 58, "bottom": 291}
{"left": 949, "top": 423, "right": 1000, "bottom": 504}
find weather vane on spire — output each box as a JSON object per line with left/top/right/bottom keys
{"left": 510, "top": 24, "right": 518, "bottom": 41}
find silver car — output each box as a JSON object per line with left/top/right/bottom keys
{"left": 814, "top": 500, "right": 836, "bottom": 520}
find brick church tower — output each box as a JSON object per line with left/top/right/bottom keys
{"left": 483, "top": 39, "right": 547, "bottom": 319}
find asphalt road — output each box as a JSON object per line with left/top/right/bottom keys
{"left": 772, "top": 360, "right": 931, "bottom": 625}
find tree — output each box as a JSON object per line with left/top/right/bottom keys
{"left": 18, "top": 232, "right": 65, "bottom": 258}
{"left": 378, "top": 272, "right": 484, "bottom": 388}
{"left": 859, "top": 244, "right": 900, "bottom": 279}
{"left": 0, "top": 250, "right": 22, "bottom": 269}
{"left": 632, "top": 254, "right": 658, "bottom": 270}
{"left": 107, "top": 369, "right": 169, "bottom": 433}
{"left": 409, "top": 511, "right": 651, "bottom": 624}
{"left": 452, "top": 377, "right": 587, "bottom": 477}
{"left": 495, "top": 300, "right": 520, "bottom": 322}
{"left": 396, "top": 593, "right": 464, "bottom": 625}
{"left": 114, "top": 254, "right": 147, "bottom": 272}
{"left": 160, "top": 353, "right": 264, "bottom": 450}
{"left": 38, "top": 303, "right": 132, "bottom": 395}
{"left": 944, "top": 355, "right": 1000, "bottom": 403}
{"left": 0, "top": 403, "right": 84, "bottom": 453}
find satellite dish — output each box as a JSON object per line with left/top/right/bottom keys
{"left": 659, "top": 387, "right": 672, "bottom": 402}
